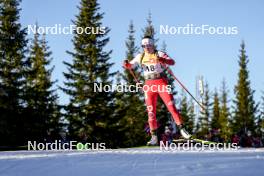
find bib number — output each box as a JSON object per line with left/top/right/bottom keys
{"left": 145, "top": 65, "right": 155, "bottom": 72}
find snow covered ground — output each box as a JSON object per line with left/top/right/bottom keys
{"left": 0, "top": 147, "right": 264, "bottom": 176}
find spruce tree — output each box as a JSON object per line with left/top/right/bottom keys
{"left": 142, "top": 12, "right": 158, "bottom": 47}
{"left": 160, "top": 41, "right": 177, "bottom": 98}
{"left": 62, "top": 0, "right": 116, "bottom": 147}
{"left": 255, "top": 92, "right": 264, "bottom": 137}
{"left": 115, "top": 21, "right": 147, "bottom": 147}
{"left": 25, "top": 29, "right": 60, "bottom": 141}
{"left": 123, "top": 21, "right": 140, "bottom": 84}
{"left": 161, "top": 41, "right": 167, "bottom": 52}
{"left": 142, "top": 13, "right": 170, "bottom": 136}
{"left": 197, "top": 82, "right": 212, "bottom": 138}
{"left": 211, "top": 89, "right": 220, "bottom": 130}
{"left": 160, "top": 40, "right": 179, "bottom": 134}
{"left": 142, "top": 13, "right": 183, "bottom": 137}
{"left": 219, "top": 79, "right": 231, "bottom": 142}
{"left": 188, "top": 100, "right": 196, "bottom": 134}
{"left": 0, "top": 0, "right": 28, "bottom": 146}
{"left": 179, "top": 90, "right": 194, "bottom": 133}
{"left": 233, "top": 41, "right": 257, "bottom": 136}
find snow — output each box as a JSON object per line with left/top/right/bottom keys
{"left": 0, "top": 148, "right": 264, "bottom": 176}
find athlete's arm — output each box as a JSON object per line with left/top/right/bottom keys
{"left": 123, "top": 53, "right": 142, "bottom": 69}
{"left": 158, "top": 51, "right": 175, "bottom": 65}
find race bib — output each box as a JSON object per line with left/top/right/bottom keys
{"left": 143, "top": 64, "right": 160, "bottom": 73}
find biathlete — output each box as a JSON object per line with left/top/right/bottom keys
{"left": 123, "top": 36, "right": 191, "bottom": 146}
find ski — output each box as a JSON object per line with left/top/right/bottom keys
{"left": 173, "top": 138, "right": 217, "bottom": 145}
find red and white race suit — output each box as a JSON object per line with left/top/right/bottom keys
{"left": 129, "top": 51, "right": 182, "bottom": 130}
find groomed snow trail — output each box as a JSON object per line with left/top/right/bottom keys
{"left": 0, "top": 147, "right": 264, "bottom": 176}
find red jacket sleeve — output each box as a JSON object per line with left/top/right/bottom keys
{"left": 158, "top": 51, "right": 175, "bottom": 65}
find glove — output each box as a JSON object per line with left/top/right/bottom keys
{"left": 158, "top": 57, "right": 175, "bottom": 65}
{"left": 158, "top": 57, "right": 166, "bottom": 64}
{"left": 123, "top": 60, "right": 132, "bottom": 69}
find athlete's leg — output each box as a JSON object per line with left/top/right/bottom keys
{"left": 158, "top": 81, "right": 182, "bottom": 125}
{"left": 157, "top": 79, "right": 191, "bottom": 139}
{"left": 144, "top": 82, "right": 159, "bottom": 145}
{"left": 144, "top": 84, "right": 158, "bottom": 131}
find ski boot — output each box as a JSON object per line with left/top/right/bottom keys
{"left": 147, "top": 135, "right": 158, "bottom": 146}
{"left": 147, "top": 130, "right": 158, "bottom": 146}
{"left": 178, "top": 125, "right": 192, "bottom": 139}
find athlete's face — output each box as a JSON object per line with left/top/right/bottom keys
{"left": 142, "top": 44, "right": 154, "bottom": 54}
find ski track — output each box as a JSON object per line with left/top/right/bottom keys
{"left": 0, "top": 148, "right": 264, "bottom": 176}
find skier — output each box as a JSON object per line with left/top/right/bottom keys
{"left": 123, "top": 36, "right": 191, "bottom": 146}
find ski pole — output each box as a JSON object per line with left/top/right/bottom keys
{"left": 128, "top": 68, "right": 140, "bottom": 84}
{"left": 123, "top": 60, "right": 144, "bottom": 94}
{"left": 161, "top": 63, "right": 205, "bottom": 111}
{"left": 123, "top": 60, "right": 140, "bottom": 83}
{"left": 126, "top": 68, "right": 145, "bottom": 94}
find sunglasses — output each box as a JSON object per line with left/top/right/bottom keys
{"left": 142, "top": 44, "right": 153, "bottom": 48}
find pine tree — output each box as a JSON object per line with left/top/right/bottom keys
{"left": 219, "top": 79, "right": 231, "bottom": 142}
{"left": 0, "top": 0, "right": 28, "bottom": 146}
{"left": 233, "top": 41, "right": 257, "bottom": 136}
{"left": 25, "top": 28, "right": 61, "bottom": 141}
{"left": 211, "top": 89, "right": 220, "bottom": 130}
{"left": 62, "top": 0, "right": 117, "bottom": 147}
{"left": 197, "top": 82, "right": 212, "bottom": 138}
